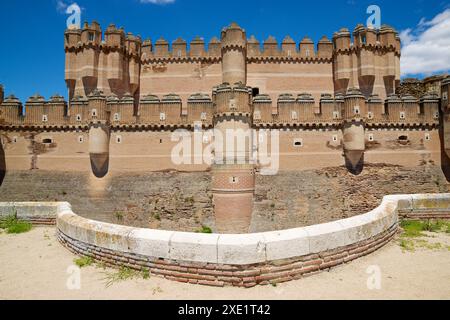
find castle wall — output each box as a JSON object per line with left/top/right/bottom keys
{"left": 247, "top": 61, "right": 334, "bottom": 103}
{"left": 139, "top": 62, "right": 222, "bottom": 104}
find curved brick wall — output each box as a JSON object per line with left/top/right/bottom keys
{"left": 2, "top": 194, "right": 449, "bottom": 287}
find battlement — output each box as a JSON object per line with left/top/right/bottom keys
{"left": 333, "top": 24, "right": 400, "bottom": 54}
{"left": 1, "top": 90, "right": 439, "bottom": 130}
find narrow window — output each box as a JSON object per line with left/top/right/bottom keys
{"left": 305, "top": 49, "right": 310, "bottom": 57}
{"left": 200, "top": 112, "right": 207, "bottom": 120}
{"left": 42, "top": 138, "right": 53, "bottom": 144}
{"left": 333, "top": 111, "right": 339, "bottom": 119}
{"left": 114, "top": 113, "right": 120, "bottom": 121}
{"left": 229, "top": 176, "right": 239, "bottom": 184}
{"left": 367, "top": 111, "right": 373, "bottom": 119}
{"left": 368, "top": 134, "right": 374, "bottom": 142}
{"left": 88, "top": 32, "right": 95, "bottom": 41}
{"left": 425, "top": 133, "right": 431, "bottom": 141}
{"left": 252, "top": 88, "right": 260, "bottom": 97}
{"left": 332, "top": 135, "right": 338, "bottom": 142}
{"left": 91, "top": 109, "right": 98, "bottom": 117}
{"left": 291, "top": 111, "right": 298, "bottom": 120}
{"left": 361, "top": 35, "right": 367, "bottom": 44}
{"left": 354, "top": 106, "right": 360, "bottom": 115}
{"left": 78, "top": 136, "right": 84, "bottom": 143}
{"left": 160, "top": 139, "right": 163, "bottom": 144}
{"left": 76, "top": 114, "right": 82, "bottom": 121}
{"left": 160, "top": 112, "right": 166, "bottom": 121}
{"left": 293, "top": 138, "right": 303, "bottom": 147}
{"left": 116, "top": 135, "right": 122, "bottom": 144}
{"left": 400, "top": 111, "right": 406, "bottom": 120}
{"left": 12, "top": 136, "right": 18, "bottom": 143}
{"left": 42, "top": 115, "right": 48, "bottom": 122}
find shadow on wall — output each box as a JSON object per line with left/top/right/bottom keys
{"left": 90, "top": 154, "right": 109, "bottom": 178}
{"left": 345, "top": 153, "right": 364, "bottom": 176}
{"left": 0, "top": 139, "right": 5, "bottom": 186}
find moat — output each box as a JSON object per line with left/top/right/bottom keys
{"left": 0, "top": 163, "right": 448, "bottom": 233}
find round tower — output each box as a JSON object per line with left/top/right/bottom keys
{"left": 342, "top": 88, "right": 367, "bottom": 173}
{"left": 441, "top": 76, "right": 450, "bottom": 157}
{"left": 212, "top": 23, "right": 255, "bottom": 234}
{"left": 220, "top": 22, "right": 247, "bottom": 85}
{"left": 87, "top": 90, "right": 110, "bottom": 178}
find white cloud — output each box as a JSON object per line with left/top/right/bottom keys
{"left": 400, "top": 9, "right": 450, "bottom": 76}
{"left": 56, "top": 0, "right": 69, "bottom": 13}
{"left": 140, "top": 0, "right": 175, "bottom": 4}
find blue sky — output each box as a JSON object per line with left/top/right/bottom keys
{"left": 0, "top": 0, "right": 449, "bottom": 101}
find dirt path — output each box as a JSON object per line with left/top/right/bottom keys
{"left": 0, "top": 227, "right": 449, "bottom": 300}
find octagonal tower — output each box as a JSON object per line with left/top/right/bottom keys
{"left": 212, "top": 23, "right": 255, "bottom": 233}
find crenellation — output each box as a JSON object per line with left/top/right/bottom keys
{"left": 299, "top": 37, "right": 315, "bottom": 58}
{"left": 190, "top": 37, "right": 206, "bottom": 57}
{"left": 281, "top": 36, "right": 296, "bottom": 57}
{"left": 263, "top": 36, "right": 279, "bottom": 57}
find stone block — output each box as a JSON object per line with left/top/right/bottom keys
{"left": 169, "top": 232, "right": 219, "bottom": 263}
{"left": 217, "top": 234, "right": 266, "bottom": 265}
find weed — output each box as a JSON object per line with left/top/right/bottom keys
{"left": 196, "top": 225, "right": 212, "bottom": 234}
{"left": 0, "top": 211, "right": 32, "bottom": 234}
{"left": 400, "top": 220, "right": 426, "bottom": 238}
{"left": 152, "top": 213, "right": 161, "bottom": 221}
{"left": 102, "top": 266, "right": 138, "bottom": 288}
{"left": 114, "top": 211, "right": 125, "bottom": 222}
{"left": 142, "top": 268, "right": 150, "bottom": 280}
{"left": 74, "top": 256, "right": 94, "bottom": 268}
{"left": 399, "top": 239, "right": 415, "bottom": 252}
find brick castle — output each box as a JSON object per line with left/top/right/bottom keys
{"left": 1, "top": 22, "right": 450, "bottom": 232}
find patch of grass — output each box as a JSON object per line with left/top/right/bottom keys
{"left": 142, "top": 268, "right": 150, "bottom": 280}
{"left": 399, "top": 239, "right": 415, "bottom": 252}
{"left": 196, "top": 225, "right": 212, "bottom": 234}
{"left": 102, "top": 266, "right": 138, "bottom": 288}
{"left": 0, "top": 212, "right": 32, "bottom": 234}
{"left": 74, "top": 256, "right": 94, "bottom": 268}
{"left": 114, "top": 211, "right": 125, "bottom": 222}
{"left": 152, "top": 213, "right": 161, "bottom": 221}
{"left": 400, "top": 220, "right": 427, "bottom": 238}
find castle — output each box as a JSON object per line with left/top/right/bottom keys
{"left": 1, "top": 22, "right": 450, "bottom": 232}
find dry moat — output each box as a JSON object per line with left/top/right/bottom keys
{"left": 0, "top": 163, "right": 448, "bottom": 233}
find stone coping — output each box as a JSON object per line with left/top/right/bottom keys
{"left": 1, "top": 194, "right": 449, "bottom": 266}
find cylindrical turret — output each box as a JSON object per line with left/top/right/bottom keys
{"left": 342, "top": 88, "right": 366, "bottom": 172}
{"left": 87, "top": 90, "right": 110, "bottom": 178}
{"left": 221, "top": 23, "right": 247, "bottom": 85}
{"left": 212, "top": 33, "right": 255, "bottom": 232}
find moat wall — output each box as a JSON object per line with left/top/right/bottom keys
{"left": 0, "top": 164, "right": 448, "bottom": 233}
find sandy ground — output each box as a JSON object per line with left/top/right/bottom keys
{"left": 0, "top": 227, "right": 449, "bottom": 300}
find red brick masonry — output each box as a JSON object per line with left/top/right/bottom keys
{"left": 57, "top": 223, "right": 398, "bottom": 288}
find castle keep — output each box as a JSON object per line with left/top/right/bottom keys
{"left": 0, "top": 22, "right": 449, "bottom": 231}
